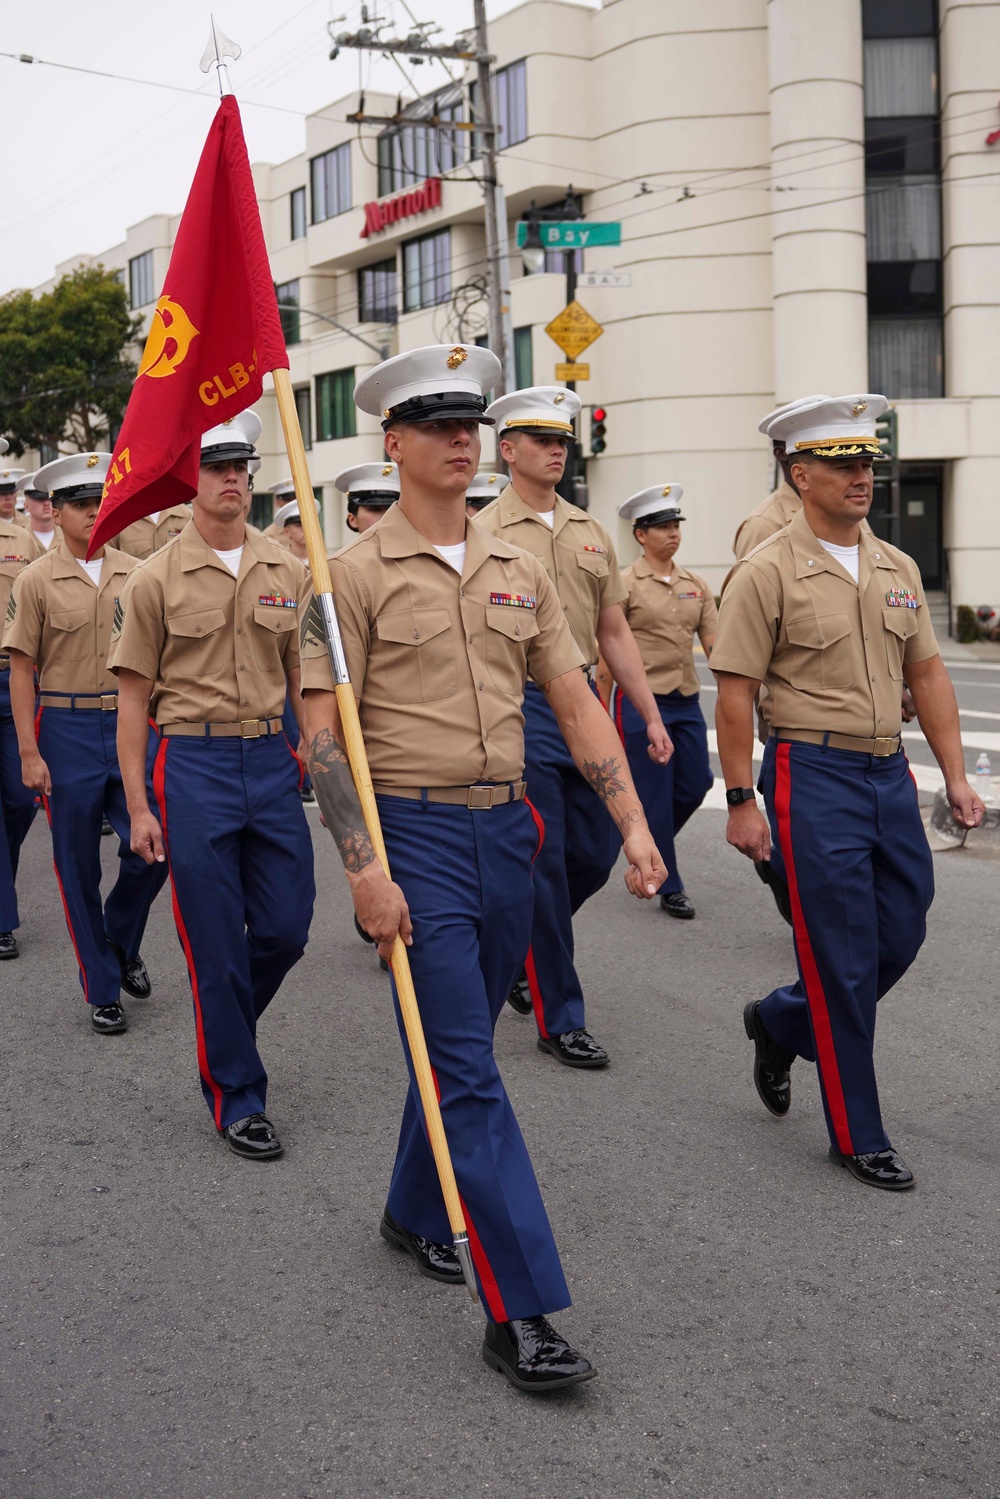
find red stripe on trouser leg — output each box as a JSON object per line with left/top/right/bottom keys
{"left": 460, "top": 1195, "right": 509, "bottom": 1323}
{"left": 774, "top": 742, "right": 854, "bottom": 1154}
{"left": 42, "top": 787, "right": 90, "bottom": 1005}
{"left": 153, "top": 738, "right": 225, "bottom": 1130}
{"left": 524, "top": 797, "right": 545, "bottom": 862}
{"left": 524, "top": 946, "right": 549, "bottom": 1039}
{"left": 284, "top": 733, "right": 305, "bottom": 789}
{"left": 613, "top": 686, "right": 626, "bottom": 746}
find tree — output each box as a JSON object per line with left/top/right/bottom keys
{"left": 0, "top": 265, "right": 144, "bottom": 456}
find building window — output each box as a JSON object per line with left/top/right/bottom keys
{"left": 294, "top": 385, "right": 312, "bottom": 450}
{"left": 39, "top": 440, "right": 59, "bottom": 465}
{"left": 402, "top": 229, "right": 451, "bottom": 312}
{"left": 495, "top": 60, "right": 527, "bottom": 148}
{"left": 542, "top": 247, "right": 584, "bottom": 276}
{"left": 514, "top": 326, "right": 533, "bottom": 389}
{"left": 316, "top": 369, "right": 356, "bottom": 441}
{"left": 128, "top": 250, "right": 154, "bottom": 309}
{"left": 358, "top": 258, "right": 398, "bottom": 323}
{"left": 863, "top": 1, "right": 942, "bottom": 399}
{"left": 377, "top": 87, "right": 466, "bottom": 196}
{"left": 290, "top": 187, "right": 307, "bottom": 241}
{"left": 275, "top": 280, "right": 300, "bottom": 345}
{"left": 311, "top": 143, "right": 351, "bottom": 223}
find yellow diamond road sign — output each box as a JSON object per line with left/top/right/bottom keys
{"left": 545, "top": 301, "right": 604, "bottom": 361}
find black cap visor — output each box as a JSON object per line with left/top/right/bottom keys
{"left": 633, "top": 509, "right": 685, "bottom": 529}
{"left": 51, "top": 483, "right": 104, "bottom": 505}
{"left": 381, "top": 392, "right": 493, "bottom": 430}
{"left": 201, "top": 442, "right": 256, "bottom": 466}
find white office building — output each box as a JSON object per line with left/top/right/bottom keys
{"left": 31, "top": 0, "right": 1000, "bottom": 620}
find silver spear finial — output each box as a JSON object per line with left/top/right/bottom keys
{"left": 199, "top": 16, "right": 241, "bottom": 97}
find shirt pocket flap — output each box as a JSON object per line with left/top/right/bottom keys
{"left": 49, "top": 609, "right": 90, "bottom": 633}
{"left": 785, "top": 612, "right": 852, "bottom": 650}
{"left": 882, "top": 606, "right": 918, "bottom": 640}
{"left": 575, "top": 550, "right": 609, "bottom": 577}
{"left": 485, "top": 604, "right": 540, "bottom": 641}
{"left": 166, "top": 607, "right": 228, "bottom": 639}
{"left": 252, "top": 605, "right": 297, "bottom": 634}
{"left": 375, "top": 608, "right": 451, "bottom": 647}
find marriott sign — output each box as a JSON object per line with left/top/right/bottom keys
{"left": 359, "top": 176, "right": 443, "bottom": 239}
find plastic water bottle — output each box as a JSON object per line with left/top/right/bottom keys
{"left": 975, "top": 752, "right": 991, "bottom": 801}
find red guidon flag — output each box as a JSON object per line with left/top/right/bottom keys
{"left": 89, "top": 95, "right": 287, "bottom": 554}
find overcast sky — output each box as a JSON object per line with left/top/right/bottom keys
{"left": 1, "top": 0, "right": 596, "bottom": 296}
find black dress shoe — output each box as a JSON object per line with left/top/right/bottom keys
{"left": 660, "top": 891, "right": 695, "bottom": 919}
{"left": 379, "top": 1209, "right": 463, "bottom": 1283}
{"left": 107, "top": 939, "right": 151, "bottom": 999}
{"left": 0, "top": 931, "right": 18, "bottom": 960}
{"left": 743, "top": 1000, "right": 794, "bottom": 1116}
{"left": 537, "top": 1028, "right": 609, "bottom": 1068}
{"left": 507, "top": 968, "right": 533, "bottom": 1015}
{"left": 101, "top": 816, "right": 114, "bottom": 837}
{"left": 482, "top": 1317, "right": 596, "bottom": 1393}
{"left": 300, "top": 786, "right": 316, "bottom": 803}
{"left": 754, "top": 859, "right": 793, "bottom": 927}
{"left": 91, "top": 1002, "right": 128, "bottom": 1035}
{"left": 829, "top": 1146, "right": 915, "bottom": 1191}
{"left": 221, "top": 1113, "right": 283, "bottom": 1160}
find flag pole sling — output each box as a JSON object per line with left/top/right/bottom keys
{"left": 270, "top": 367, "right": 478, "bottom": 1304}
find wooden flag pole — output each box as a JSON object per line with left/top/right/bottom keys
{"left": 270, "top": 367, "right": 478, "bottom": 1303}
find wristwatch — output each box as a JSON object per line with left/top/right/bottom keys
{"left": 725, "top": 787, "right": 757, "bottom": 807}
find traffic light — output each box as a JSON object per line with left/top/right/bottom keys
{"left": 590, "top": 405, "right": 608, "bottom": 455}
{"left": 876, "top": 406, "right": 897, "bottom": 460}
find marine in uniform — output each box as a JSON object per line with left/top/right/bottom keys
{"left": 0, "top": 465, "right": 31, "bottom": 530}
{"left": 712, "top": 395, "right": 982, "bottom": 1190}
{"left": 299, "top": 345, "right": 666, "bottom": 1391}
{"left": 464, "top": 468, "right": 507, "bottom": 518}
{"left": 110, "top": 412, "right": 315, "bottom": 1158}
{"left": 3, "top": 453, "right": 167, "bottom": 1031}
{"left": 22, "top": 478, "right": 57, "bottom": 552}
{"left": 116, "top": 503, "right": 193, "bottom": 561}
{"left": 0, "top": 461, "right": 42, "bottom": 959}
{"left": 475, "top": 387, "right": 671, "bottom": 1066}
{"left": 261, "top": 477, "right": 295, "bottom": 547}
{"left": 602, "top": 485, "right": 716, "bottom": 919}
{"left": 337, "top": 461, "right": 400, "bottom": 535}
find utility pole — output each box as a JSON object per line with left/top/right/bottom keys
{"left": 472, "top": 0, "right": 510, "bottom": 397}
{"left": 329, "top": 5, "right": 511, "bottom": 395}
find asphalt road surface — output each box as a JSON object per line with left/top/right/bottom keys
{"left": 3, "top": 665, "right": 999, "bottom": 1499}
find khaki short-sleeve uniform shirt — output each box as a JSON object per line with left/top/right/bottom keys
{"left": 116, "top": 506, "right": 193, "bottom": 560}
{"left": 475, "top": 488, "right": 627, "bottom": 666}
{"left": 732, "top": 481, "right": 801, "bottom": 561}
{"left": 108, "top": 522, "right": 305, "bottom": 727}
{"left": 0, "top": 521, "right": 43, "bottom": 643}
{"left": 3, "top": 540, "right": 137, "bottom": 693}
{"left": 711, "top": 508, "right": 938, "bottom": 739}
{"left": 299, "top": 505, "right": 584, "bottom": 787}
{"left": 262, "top": 521, "right": 292, "bottom": 550}
{"left": 4, "top": 511, "right": 31, "bottom": 532}
{"left": 621, "top": 557, "right": 718, "bottom": 696}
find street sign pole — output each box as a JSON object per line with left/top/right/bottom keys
{"left": 558, "top": 250, "right": 579, "bottom": 505}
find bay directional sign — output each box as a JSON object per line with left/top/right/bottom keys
{"left": 577, "top": 270, "right": 632, "bottom": 289}
{"left": 516, "top": 221, "right": 621, "bottom": 250}
{"left": 545, "top": 301, "right": 604, "bottom": 361}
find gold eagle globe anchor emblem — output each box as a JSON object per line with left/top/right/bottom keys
{"left": 138, "top": 295, "right": 201, "bottom": 379}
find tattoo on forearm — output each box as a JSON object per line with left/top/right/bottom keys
{"left": 582, "top": 755, "right": 628, "bottom": 805}
{"left": 306, "top": 726, "right": 376, "bottom": 874}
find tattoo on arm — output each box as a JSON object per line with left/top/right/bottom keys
{"left": 305, "top": 726, "right": 376, "bottom": 874}
{"left": 581, "top": 756, "right": 628, "bottom": 804}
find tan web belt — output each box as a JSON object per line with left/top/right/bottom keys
{"left": 372, "top": 781, "right": 527, "bottom": 809}
{"left": 0, "top": 654, "right": 9, "bottom": 672}
{"left": 160, "top": 718, "right": 284, "bottom": 739}
{"left": 773, "top": 728, "right": 902, "bottom": 757}
{"left": 38, "top": 691, "right": 118, "bottom": 711}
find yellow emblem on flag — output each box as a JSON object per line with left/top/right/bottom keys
{"left": 138, "top": 295, "right": 201, "bottom": 380}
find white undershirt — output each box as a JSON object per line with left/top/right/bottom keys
{"left": 35, "top": 529, "right": 54, "bottom": 550}
{"left": 657, "top": 575, "right": 672, "bottom": 584}
{"left": 212, "top": 545, "right": 244, "bottom": 577}
{"left": 148, "top": 510, "right": 161, "bottom": 524}
{"left": 433, "top": 541, "right": 466, "bottom": 573}
{"left": 817, "top": 537, "right": 860, "bottom": 583}
{"left": 77, "top": 558, "right": 103, "bottom": 586}
{"left": 537, "top": 509, "right": 555, "bottom": 529}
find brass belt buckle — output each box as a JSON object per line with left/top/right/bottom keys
{"left": 872, "top": 736, "right": 896, "bottom": 757}
{"left": 100, "top": 694, "right": 118, "bottom": 712}
{"left": 240, "top": 720, "right": 262, "bottom": 739}
{"left": 467, "top": 785, "right": 495, "bottom": 810}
